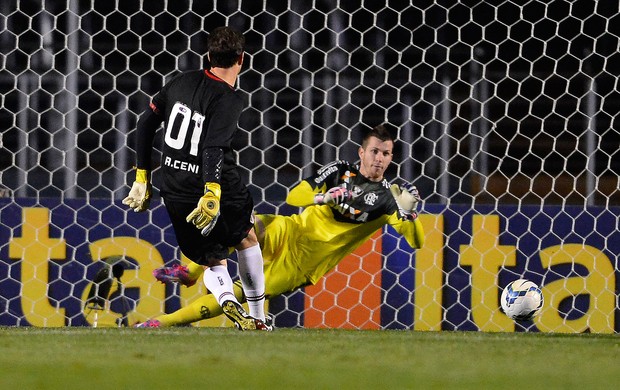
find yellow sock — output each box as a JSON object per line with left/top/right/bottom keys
{"left": 155, "top": 295, "right": 221, "bottom": 326}
{"left": 154, "top": 282, "right": 246, "bottom": 327}
{"left": 186, "top": 260, "right": 203, "bottom": 282}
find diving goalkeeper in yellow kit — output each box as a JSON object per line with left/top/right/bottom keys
{"left": 135, "top": 124, "right": 424, "bottom": 327}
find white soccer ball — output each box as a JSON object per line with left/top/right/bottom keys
{"left": 500, "top": 279, "right": 543, "bottom": 321}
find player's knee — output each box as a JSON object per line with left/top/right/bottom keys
{"left": 237, "top": 228, "right": 259, "bottom": 249}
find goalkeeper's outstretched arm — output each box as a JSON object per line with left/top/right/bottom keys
{"left": 286, "top": 180, "right": 352, "bottom": 207}
{"left": 286, "top": 180, "right": 321, "bottom": 207}
{"left": 389, "top": 214, "right": 425, "bottom": 249}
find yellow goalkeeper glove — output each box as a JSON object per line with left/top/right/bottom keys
{"left": 122, "top": 168, "right": 152, "bottom": 212}
{"left": 186, "top": 182, "right": 221, "bottom": 236}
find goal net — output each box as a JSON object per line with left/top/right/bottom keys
{"left": 0, "top": 0, "right": 618, "bottom": 332}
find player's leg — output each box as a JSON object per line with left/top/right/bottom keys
{"left": 136, "top": 282, "right": 245, "bottom": 328}
{"left": 162, "top": 200, "right": 269, "bottom": 331}
{"left": 139, "top": 214, "right": 307, "bottom": 328}
{"left": 201, "top": 261, "right": 269, "bottom": 331}
{"left": 163, "top": 200, "right": 237, "bottom": 305}
{"left": 151, "top": 294, "right": 221, "bottom": 327}
{"left": 142, "top": 213, "right": 300, "bottom": 328}
{"left": 219, "top": 201, "right": 267, "bottom": 322}
{"left": 154, "top": 213, "right": 271, "bottom": 288}
{"left": 235, "top": 227, "right": 266, "bottom": 321}
{"left": 138, "top": 243, "right": 307, "bottom": 328}
{"left": 257, "top": 214, "right": 311, "bottom": 297}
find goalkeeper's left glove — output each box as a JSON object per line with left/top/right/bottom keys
{"left": 186, "top": 182, "right": 221, "bottom": 236}
{"left": 390, "top": 181, "right": 421, "bottom": 220}
{"left": 122, "top": 168, "right": 152, "bottom": 212}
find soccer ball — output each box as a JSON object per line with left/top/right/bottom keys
{"left": 500, "top": 279, "right": 543, "bottom": 321}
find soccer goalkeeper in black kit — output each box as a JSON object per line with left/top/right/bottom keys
{"left": 123, "top": 26, "right": 270, "bottom": 331}
{"left": 135, "top": 125, "right": 425, "bottom": 328}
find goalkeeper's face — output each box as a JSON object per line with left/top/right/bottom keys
{"left": 358, "top": 136, "right": 394, "bottom": 182}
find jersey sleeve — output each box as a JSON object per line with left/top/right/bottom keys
{"left": 286, "top": 180, "right": 318, "bottom": 207}
{"left": 386, "top": 212, "right": 425, "bottom": 249}
{"left": 285, "top": 160, "right": 350, "bottom": 207}
{"left": 308, "top": 160, "right": 349, "bottom": 189}
{"left": 134, "top": 74, "right": 180, "bottom": 170}
{"left": 150, "top": 72, "right": 182, "bottom": 114}
{"left": 135, "top": 106, "right": 164, "bottom": 170}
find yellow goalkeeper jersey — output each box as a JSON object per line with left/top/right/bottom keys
{"left": 257, "top": 160, "right": 424, "bottom": 285}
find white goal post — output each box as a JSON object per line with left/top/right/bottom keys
{"left": 0, "top": 0, "right": 618, "bottom": 332}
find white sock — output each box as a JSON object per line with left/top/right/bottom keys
{"left": 202, "top": 265, "right": 238, "bottom": 306}
{"left": 237, "top": 245, "right": 266, "bottom": 320}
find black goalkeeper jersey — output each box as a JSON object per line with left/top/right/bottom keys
{"left": 307, "top": 160, "right": 402, "bottom": 224}
{"left": 149, "top": 69, "right": 249, "bottom": 205}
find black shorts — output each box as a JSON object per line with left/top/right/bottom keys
{"left": 164, "top": 197, "right": 254, "bottom": 265}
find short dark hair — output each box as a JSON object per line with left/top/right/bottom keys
{"left": 362, "top": 124, "right": 395, "bottom": 148}
{"left": 207, "top": 26, "right": 245, "bottom": 68}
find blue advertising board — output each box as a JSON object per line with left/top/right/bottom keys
{"left": 0, "top": 198, "right": 618, "bottom": 332}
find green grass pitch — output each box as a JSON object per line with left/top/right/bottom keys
{"left": 1, "top": 327, "right": 618, "bottom": 389}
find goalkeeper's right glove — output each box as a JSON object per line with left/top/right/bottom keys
{"left": 186, "top": 182, "right": 221, "bottom": 236}
{"left": 314, "top": 186, "right": 352, "bottom": 205}
{"left": 122, "top": 168, "right": 152, "bottom": 212}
